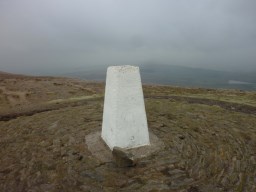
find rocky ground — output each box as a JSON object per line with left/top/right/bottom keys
{"left": 0, "top": 71, "right": 256, "bottom": 192}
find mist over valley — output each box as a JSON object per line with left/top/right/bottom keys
{"left": 63, "top": 64, "right": 256, "bottom": 91}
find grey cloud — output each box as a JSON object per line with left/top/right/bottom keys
{"left": 0, "top": 0, "right": 255, "bottom": 74}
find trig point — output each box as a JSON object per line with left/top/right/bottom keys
{"left": 101, "top": 65, "right": 150, "bottom": 150}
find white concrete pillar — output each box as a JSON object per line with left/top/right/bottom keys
{"left": 101, "top": 65, "right": 150, "bottom": 150}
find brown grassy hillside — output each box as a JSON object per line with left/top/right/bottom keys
{"left": 0, "top": 72, "right": 255, "bottom": 191}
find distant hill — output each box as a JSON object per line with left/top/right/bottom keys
{"left": 0, "top": 70, "right": 59, "bottom": 80}
{"left": 0, "top": 71, "right": 28, "bottom": 80}
{"left": 0, "top": 71, "right": 14, "bottom": 76}
{"left": 63, "top": 64, "right": 256, "bottom": 91}
{"left": 139, "top": 64, "right": 256, "bottom": 90}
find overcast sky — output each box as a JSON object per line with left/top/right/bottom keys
{"left": 0, "top": 0, "right": 255, "bottom": 74}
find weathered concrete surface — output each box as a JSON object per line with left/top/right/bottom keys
{"left": 85, "top": 131, "right": 164, "bottom": 164}
{"left": 85, "top": 131, "right": 112, "bottom": 163}
{"left": 101, "top": 65, "right": 150, "bottom": 150}
{"left": 112, "top": 147, "right": 136, "bottom": 167}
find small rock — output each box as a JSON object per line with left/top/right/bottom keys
{"left": 178, "top": 135, "right": 185, "bottom": 140}
{"left": 112, "top": 147, "right": 136, "bottom": 167}
{"left": 80, "top": 170, "right": 104, "bottom": 182}
{"left": 78, "top": 155, "right": 83, "bottom": 161}
{"left": 167, "top": 169, "right": 186, "bottom": 177}
{"left": 160, "top": 123, "right": 165, "bottom": 127}
{"left": 187, "top": 186, "right": 200, "bottom": 192}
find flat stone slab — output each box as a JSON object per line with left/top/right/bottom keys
{"left": 85, "top": 131, "right": 164, "bottom": 163}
